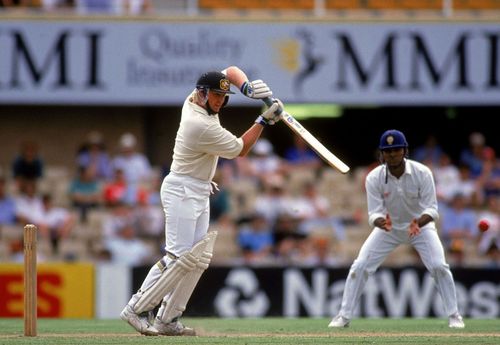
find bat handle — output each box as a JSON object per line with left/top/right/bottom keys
{"left": 262, "top": 97, "right": 284, "bottom": 116}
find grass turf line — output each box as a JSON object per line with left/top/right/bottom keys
{"left": 0, "top": 318, "right": 499, "bottom": 345}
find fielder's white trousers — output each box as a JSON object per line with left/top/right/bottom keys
{"left": 338, "top": 227, "right": 459, "bottom": 319}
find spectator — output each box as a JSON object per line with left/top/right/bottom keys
{"left": 237, "top": 212, "right": 274, "bottom": 264}
{"left": 272, "top": 213, "right": 306, "bottom": 264}
{"left": 0, "top": 0, "right": 31, "bottom": 8}
{"left": 40, "top": 193, "right": 76, "bottom": 255}
{"left": 299, "top": 234, "right": 339, "bottom": 267}
{"left": 284, "top": 135, "right": 322, "bottom": 171}
{"left": 76, "top": 130, "right": 113, "bottom": 181}
{"left": 459, "top": 132, "right": 491, "bottom": 179}
{"left": 69, "top": 165, "right": 101, "bottom": 222}
{"left": 412, "top": 134, "right": 443, "bottom": 168}
{"left": 476, "top": 147, "right": 500, "bottom": 201}
{"left": 0, "top": 176, "right": 17, "bottom": 226}
{"left": 253, "top": 173, "right": 295, "bottom": 226}
{"left": 103, "top": 168, "right": 128, "bottom": 206}
{"left": 12, "top": 140, "right": 44, "bottom": 189}
{"left": 111, "top": 132, "right": 152, "bottom": 189}
{"left": 104, "top": 223, "right": 154, "bottom": 266}
{"left": 476, "top": 195, "right": 500, "bottom": 267}
{"left": 209, "top": 170, "right": 232, "bottom": 227}
{"left": 433, "top": 153, "right": 461, "bottom": 205}
{"left": 246, "top": 138, "right": 286, "bottom": 187}
{"left": 292, "top": 181, "right": 346, "bottom": 241}
{"left": 440, "top": 192, "right": 478, "bottom": 266}
{"left": 14, "top": 179, "right": 44, "bottom": 229}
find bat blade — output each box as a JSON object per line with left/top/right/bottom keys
{"left": 263, "top": 98, "right": 350, "bottom": 174}
{"left": 281, "top": 111, "right": 350, "bottom": 174}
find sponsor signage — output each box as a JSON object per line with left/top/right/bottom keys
{"left": 0, "top": 263, "right": 94, "bottom": 318}
{"left": 132, "top": 266, "right": 500, "bottom": 318}
{"left": 0, "top": 21, "right": 498, "bottom": 105}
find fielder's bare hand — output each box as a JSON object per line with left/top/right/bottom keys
{"left": 408, "top": 219, "right": 420, "bottom": 238}
{"left": 240, "top": 79, "right": 273, "bottom": 99}
{"left": 374, "top": 214, "right": 392, "bottom": 232}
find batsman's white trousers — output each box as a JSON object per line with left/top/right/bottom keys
{"left": 161, "top": 172, "right": 211, "bottom": 257}
{"left": 129, "top": 172, "right": 211, "bottom": 304}
{"left": 338, "top": 227, "right": 460, "bottom": 319}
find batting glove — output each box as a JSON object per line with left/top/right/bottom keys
{"left": 255, "top": 99, "right": 283, "bottom": 126}
{"left": 241, "top": 80, "right": 273, "bottom": 99}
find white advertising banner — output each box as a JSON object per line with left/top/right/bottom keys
{"left": 0, "top": 20, "right": 498, "bottom": 105}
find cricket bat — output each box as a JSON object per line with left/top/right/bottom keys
{"left": 263, "top": 98, "right": 350, "bottom": 174}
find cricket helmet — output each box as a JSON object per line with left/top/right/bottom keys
{"left": 196, "top": 71, "right": 235, "bottom": 94}
{"left": 379, "top": 129, "right": 408, "bottom": 150}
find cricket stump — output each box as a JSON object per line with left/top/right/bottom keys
{"left": 24, "top": 224, "right": 37, "bottom": 337}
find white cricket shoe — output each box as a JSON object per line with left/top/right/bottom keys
{"left": 328, "top": 315, "right": 350, "bottom": 328}
{"left": 120, "top": 305, "right": 159, "bottom": 336}
{"left": 448, "top": 313, "right": 465, "bottom": 328}
{"left": 153, "top": 318, "right": 196, "bottom": 336}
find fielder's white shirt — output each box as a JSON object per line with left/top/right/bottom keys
{"left": 365, "top": 159, "right": 439, "bottom": 231}
{"left": 170, "top": 92, "right": 244, "bottom": 182}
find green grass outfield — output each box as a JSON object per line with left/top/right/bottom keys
{"left": 0, "top": 318, "right": 499, "bottom": 345}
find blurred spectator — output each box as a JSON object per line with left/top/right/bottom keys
{"left": 104, "top": 223, "right": 153, "bottom": 266}
{"left": 453, "top": 164, "right": 482, "bottom": 207}
{"left": 0, "top": 0, "right": 30, "bottom": 7}
{"left": 0, "top": 176, "right": 17, "bottom": 226}
{"left": 40, "top": 0, "right": 74, "bottom": 11}
{"left": 209, "top": 170, "right": 232, "bottom": 227}
{"left": 14, "top": 179, "right": 44, "bottom": 228}
{"left": 111, "top": 132, "right": 152, "bottom": 186}
{"left": 103, "top": 167, "right": 128, "bottom": 206}
{"left": 75, "top": 0, "right": 115, "bottom": 13}
{"left": 272, "top": 213, "right": 307, "bottom": 264}
{"left": 284, "top": 135, "right": 322, "bottom": 171}
{"left": 12, "top": 140, "right": 44, "bottom": 189}
{"left": 76, "top": 130, "right": 113, "bottom": 181}
{"left": 476, "top": 147, "right": 500, "bottom": 201}
{"left": 253, "top": 173, "right": 295, "bottom": 226}
{"left": 69, "top": 165, "right": 101, "bottom": 222}
{"left": 122, "top": 0, "right": 151, "bottom": 14}
{"left": 459, "top": 132, "right": 491, "bottom": 179}
{"left": 412, "top": 134, "right": 443, "bottom": 168}
{"left": 40, "top": 193, "right": 76, "bottom": 255}
{"left": 440, "top": 192, "right": 478, "bottom": 266}
{"left": 101, "top": 201, "right": 135, "bottom": 239}
{"left": 298, "top": 234, "right": 339, "bottom": 267}
{"left": 76, "top": 0, "right": 151, "bottom": 15}
{"left": 433, "top": 153, "right": 461, "bottom": 205}
{"left": 237, "top": 212, "right": 274, "bottom": 264}
{"left": 8, "top": 235, "right": 47, "bottom": 263}
{"left": 245, "top": 138, "right": 286, "bottom": 187}
{"left": 476, "top": 195, "right": 500, "bottom": 267}
{"left": 292, "top": 181, "right": 346, "bottom": 241}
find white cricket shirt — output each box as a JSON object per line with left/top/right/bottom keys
{"left": 365, "top": 159, "right": 439, "bottom": 231}
{"left": 170, "top": 92, "right": 244, "bottom": 181}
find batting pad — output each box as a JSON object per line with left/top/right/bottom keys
{"left": 133, "top": 232, "right": 216, "bottom": 314}
{"left": 157, "top": 231, "right": 218, "bottom": 323}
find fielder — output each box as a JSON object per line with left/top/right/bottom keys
{"left": 329, "top": 129, "right": 465, "bottom": 329}
{"left": 120, "top": 66, "right": 282, "bottom": 336}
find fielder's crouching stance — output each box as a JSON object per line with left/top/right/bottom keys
{"left": 121, "top": 66, "right": 282, "bottom": 336}
{"left": 328, "top": 129, "right": 465, "bottom": 329}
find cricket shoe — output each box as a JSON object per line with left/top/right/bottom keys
{"left": 120, "top": 305, "right": 159, "bottom": 336}
{"left": 153, "top": 318, "right": 196, "bottom": 336}
{"left": 448, "top": 312, "right": 465, "bottom": 328}
{"left": 328, "top": 315, "right": 350, "bottom": 328}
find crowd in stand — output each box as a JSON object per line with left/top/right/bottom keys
{"left": 0, "top": 130, "right": 498, "bottom": 268}
{"left": 0, "top": 0, "right": 152, "bottom": 14}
